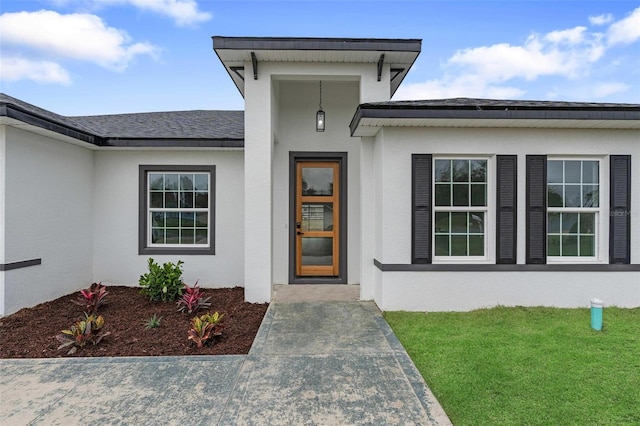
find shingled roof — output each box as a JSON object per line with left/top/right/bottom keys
{"left": 358, "top": 98, "right": 640, "bottom": 110}
{"left": 350, "top": 97, "right": 640, "bottom": 136}
{"left": 0, "top": 93, "right": 244, "bottom": 148}
{"left": 72, "top": 110, "right": 244, "bottom": 140}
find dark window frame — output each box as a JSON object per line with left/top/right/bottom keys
{"left": 139, "top": 165, "right": 216, "bottom": 255}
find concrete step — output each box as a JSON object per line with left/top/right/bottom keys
{"left": 273, "top": 284, "right": 360, "bottom": 302}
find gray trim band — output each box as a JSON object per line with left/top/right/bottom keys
{"left": 101, "top": 138, "right": 244, "bottom": 148}
{"left": 0, "top": 259, "right": 42, "bottom": 271}
{"left": 374, "top": 259, "right": 640, "bottom": 272}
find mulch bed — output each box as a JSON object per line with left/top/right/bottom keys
{"left": 0, "top": 286, "right": 268, "bottom": 358}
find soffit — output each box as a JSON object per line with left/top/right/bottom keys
{"left": 352, "top": 117, "right": 640, "bottom": 137}
{"left": 213, "top": 36, "right": 421, "bottom": 98}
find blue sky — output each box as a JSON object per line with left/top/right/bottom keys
{"left": 1, "top": 0, "right": 639, "bottom": 116}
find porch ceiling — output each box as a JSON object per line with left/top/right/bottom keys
{"left": 212, "top": 36, "right": 421, "bottom": 98}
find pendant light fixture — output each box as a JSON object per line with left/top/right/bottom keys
{"left": 316, "top": 81, "right": 325, "bottom": 132}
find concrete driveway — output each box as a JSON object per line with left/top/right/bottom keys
{"left": 1, "top": 286, "right": 451, "bottom": 425}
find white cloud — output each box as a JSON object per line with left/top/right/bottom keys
{"left": 395, "top": 15, "right": 628, "bottom": 101}
{"left": 545, "top": 26, "right": 588, "bottom": 45}
{"left": 589, "top": 82, "right": 631, "bottom": 98}
{"left": 0, "top": 56, "right": 71, "bottom": 84}
{"left": 84, "top": 0, "right": 211, "bottom": 26}
{"left": 448, "top": 27, "right": 604, "bottom": 83}
{"left": 607, "top": 7, "right": 640, "bottom": 45}
{"left": 394, "top": 76, "right": 525, "bottom": 101}
{"left": 0, "top": 10, "right": 159, "bottom": 72}
{"left": 589, "top": 14, "right": 613, "bottom": 26}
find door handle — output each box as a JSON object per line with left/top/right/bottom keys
{"left": 297, "top": 231, "right": 304, "bottom": 235}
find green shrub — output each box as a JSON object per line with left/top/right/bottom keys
{"left": 138, "top": 258, "right": 184, "bottom": 301}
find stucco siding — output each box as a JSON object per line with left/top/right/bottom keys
{"left": 93, "top": 150, "right": 244, "bottom": 288}
{"left": 371, "top": 126, "right": 640, "bottom": 310}
{"left": 0, "top": 126, "right": 6, "bottom": 314}
{"left": 272, "top": 80, "right": 363, "bottom": 285}
{"left": 380, "top": 271, "right": 640, "bottom": 311}
{"left": 2, "top": 126, "right": 94, "bottom": 315}
{"left": 380, "top": 272, "right": 640, "bottom": 312}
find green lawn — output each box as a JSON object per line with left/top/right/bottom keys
{"left": 384, "top": 307, "right": 640, "bottom": 425}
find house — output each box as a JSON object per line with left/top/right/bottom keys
{"left": 1, "top": 36, "right": 638, "bottom": 316}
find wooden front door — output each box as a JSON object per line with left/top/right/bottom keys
{"left": 295, "top": 161, "right": 340, "bottom": 276}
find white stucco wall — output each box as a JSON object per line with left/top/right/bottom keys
{"left": 369, "top": 126, "right": 640, "bottom": 311}
{"left": 359, "top": 136, "right": 376, "bottom": 300}
{"left": 244, "top": 61, "right": 390, "bottom": 299}
{"left": 93, "top": 150, "right": 245, "bottom": 288}
{"left": 243, "top": 62, "right": 275, "bottom": 303}
{"left": 380, "top": 271, "right": 640, "bottom": 311}
{"left": 0, "top": 126, "right": 6, "bottom": 314}
{"left": 272, "top": 80, "right": 362, "bottom": 286}
{"left": 2, "top": 126, "right": 94, "bottom": 315}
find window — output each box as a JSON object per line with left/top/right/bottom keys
{"left": 433, "top": 158, "right": 490, "bottom": 260}
{"left": 547, "top": 160, "right": 599, "bottom": 259}
{"left": 527, "top": 155, "right": 631, "bottom": 265}
{"left": 139, "top": 165, "right": 215, "bottom": 255}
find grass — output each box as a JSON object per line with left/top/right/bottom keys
{"left": 384, "top": 306, "right": 640, "bottom": 425}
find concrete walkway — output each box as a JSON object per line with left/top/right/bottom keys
{"left": 1, "top": 286, "right": 451, "bottom": 425}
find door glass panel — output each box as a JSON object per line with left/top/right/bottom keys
{"left": 302, "top": 167, "right": 333, "bottom": 196}
{"left": 301, "top": 203, "right": 333, "bottom": 231}
{"left": 301, "top": 237, "right": 333, "bottom": 265}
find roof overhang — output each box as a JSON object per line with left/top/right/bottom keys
{"left": 212, "top": 36, "right": 421, "bottom": 98}
{"left": 350, "top": 102, "right": 640, "bottom": 136}
{"left": 0, "top": 103, "right": 100, "bottom": 147}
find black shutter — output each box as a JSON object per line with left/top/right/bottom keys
{"left": 496, "top": 155, "right": 517, "bottom": 264}
{"left": 412, "top": 154, "right": 432, "bottom": 264}
{"left": 609, "top": 155, "right": 631, "bottom": 264}
{"left": 526, "top": 155, "right": 547, "bottom": 264}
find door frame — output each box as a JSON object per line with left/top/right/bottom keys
{"left": 289, "top": 152, "right": 347, "bottom": 284}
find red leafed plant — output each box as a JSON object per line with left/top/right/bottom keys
{"left": 71, "top": 282, "right": 108, "bottom": 314}
{"left": 176, "top": 281, "right": 211, "bottom": 314}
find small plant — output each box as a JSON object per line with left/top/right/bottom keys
{"left": 187, "top": 312, "right": 224, "bottom": 348}
{"left": 56, "top": 314, "right": 111, "bottom": 355}
{"left": 177, "top": 281, "right": 211, "bottom": 314}
{"left": 139, "top": 258, "right": 184, "bottom": 302}
{"left": 142, "top": 314, "right": 162, "bottom": 330}
{"left": 71, "top": 282, "right": 108, "bottom": 314}
{"left": 200, "top": 311, "right": 224, "bottom": 325}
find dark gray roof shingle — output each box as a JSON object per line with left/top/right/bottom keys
{"left": 1, "top": 92, "right": 244, "bottom": 146}
{"left": 363, "top": 98, "right": 640, "bottom": 110}
{"left": 71, "top": 110, "right": 244, "bottom": 140}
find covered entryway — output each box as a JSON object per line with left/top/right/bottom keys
{"left": 290, "top": 153, "right": 347, "bottom": 284}
{"left": 212, "top": 36, "right": 421, "bottom": 302}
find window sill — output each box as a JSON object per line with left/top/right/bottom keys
{"left": 547, "top": 257, "right": 605, "bottom": 265}
{"left": 139, "top": 246, "right": 215, "bottom": 256}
